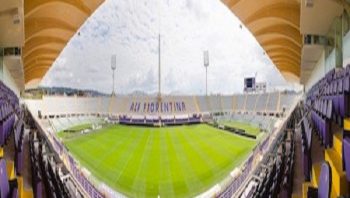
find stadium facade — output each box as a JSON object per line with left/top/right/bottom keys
{"left": 0, "top": 0, "right": 350, "bottom": 198}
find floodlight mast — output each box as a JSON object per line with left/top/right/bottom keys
{"left": 111, "top": 55, "right": 116, "bottom": 96}
{"left": 158, "top": 34, "right": 161, "bottom": 101}
{"left": 204, "top": 51, "right": 209, "bottom": 96}
{"left": 157, "top": 0, "right": 162, "bottom": 102}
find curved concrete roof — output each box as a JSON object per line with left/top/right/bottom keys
{"left": 23, "top": 0, "right": 105, "bottom": 85}
{"left": 222, "top": 0, "right": 301, "bottom": 82}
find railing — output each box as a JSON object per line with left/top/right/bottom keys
{"left": 47, "top": 130, "right": 107, "bottom": 198}
{"left": 28, "top": 110, "right": 110, "bottom": 198}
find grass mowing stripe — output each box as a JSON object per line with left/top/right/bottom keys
{"left": 170, "top": 127, "right": 205, "bottom": 197}
{"left": 165, "top": 129, "right": 191, "bottom": 197}
{"left": 179, "top": 129, "right": 224, "bottom": 177}
{"left": 175, "top": 127, "right": 228, "bottom": 196}
{"left": 120, "top": 129, "right": 151, "bottom": 197}
{"left": 112, "top": 129, "right": 148, "bottom": 188}
{"left": 145, "top": 129, "right": 161, "bottom": 196}
{"left": 175, "top": 128, "right": 216, "bottom": 181}
{"left": 130, "top": 130, "right": 153, "bottom": 197}
{"left": 158, "top": 129, "right": 175, "bottom": 197}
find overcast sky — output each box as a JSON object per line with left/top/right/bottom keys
{"left": 41, "top": 0, "right": 296, "bottom": 95}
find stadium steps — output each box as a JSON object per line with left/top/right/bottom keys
{"left": 6, "top": 160, "right": 15, "bottom": 179}
{"left": 0, "top": 147, "right": 3, "bottom": 157}
{"left": 292, "top": 193, "right": 302, "bottom": 198}
{"left": 311, "top": 162, "right": 322, "bottom": 187}
{"left": 301, "top": 130, "right": 348, "bottom": 198}
{"left": 277, "top": 92, "right": 281, "bottom": 112}
{"left": 220, "top": 95, "right": 224, "bottom": 112}
{"left": 206, "top": 96, "right": 212, "bottom": 112}
{"left": 344, "top": 118, "right": 350, "bottom": 131}
{"left": 301, "top": 182, "right": 312, "bottom": 198}
{"left": 232, "top": 95, "right": 236, "bottom": 111}
{"left": 108, "top": 95, "right": 115, "bottom": 113}
{"left": 325, "top": 145, "right": 347, "bottom": 197}
{"left": 254, "top": 94, "right": 260, "bottom": 112}
{"left": 6, "top": 160, "right": 34, "bottom": 198}
{"left": 264, "top": 93, "right": 270, "bottom": 113}
{"left": 193, "top": 96, "right": 200, "bottom": 113}
{"left": 17, "top": 176, "right": 33, "bottom": 198}
{"left": 300, "top": 163, "right": 321, "bottom": 198}
{"left": 333, "top": 132, "right": 342, "bottom": 158}
{"left": 243, "top": 94, "right": 247, "bottom": 112}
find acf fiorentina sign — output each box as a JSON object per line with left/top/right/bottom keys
{"left": 129, "top": 101, "right": 186, "bottom": 113}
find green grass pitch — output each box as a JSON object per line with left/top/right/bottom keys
{"left": 61, "top": 124, "right": 257, "bottom": 198}
{"left": 218, "top": 121, "right": 261, "bottom": 136}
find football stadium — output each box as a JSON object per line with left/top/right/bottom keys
{"left": 1, "top": 0, "right": 350, "bottom": 198}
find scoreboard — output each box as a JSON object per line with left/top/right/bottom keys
{"left": 244, "top": 77, "right": 266, "bottom": 93}
{"left": 244, "top": 77, "right": 256, "bottom": 92}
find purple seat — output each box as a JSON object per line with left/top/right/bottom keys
{"left": 15, "top": 149, "right": 23, "bottom": 175}
{"left": 343, "top": 137, "right": 350, "bottom": 181}
{"left": 337, "top": 78, "right": 349, "bottom": 119}
{"left": 301, "top": 117, "right": 312, "bottom": 181}
{"left": 344, "top": 75, "right": 350, "bottom": 92}
{"left": 0, "top": 159, "right": 18, "bottom": 198}
{"left": 307, "top": 162, "right": 331, "bottom": 198}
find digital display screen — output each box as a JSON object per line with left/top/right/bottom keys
{"left": 244, "top": 78, "right": 255, "bottom": 88}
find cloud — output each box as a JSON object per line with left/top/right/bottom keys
{"left": 41, "top": 0, "right": 295, "bottom": 94}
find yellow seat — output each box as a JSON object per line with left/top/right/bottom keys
{"left": 17, "top": 177, "right": 33, "bottom": 198}
{"left": 22, "top": 191, "right": 33, "bottom": 198}
{"left": 311, "top": 163, "right": 322, "bottom": 187}
{"left": 302, "top": 182, "right": 312, "bottom": 198}
{"left": 333, "top": 132, "right": 342, "bottom": 157}
{"left": 6, "top": 161, "right": 15, "bottom": 180}
{"left": 325, "top": 148, "right": 348, "bottom": 197}
{"left": 292, "top": 193, "right": 302, "bottom": 198}
{"left": 344, "top": 118, "right": 350, "bottom": 131}
{"left": 0, "top": 147, "right": 3, "bottom": 158}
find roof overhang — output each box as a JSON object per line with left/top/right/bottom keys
{"left": 23, "top": 0, "right": 105, "bottom": 86}
{"left": 222, "top": 0, "right": 301, "bottom": 83}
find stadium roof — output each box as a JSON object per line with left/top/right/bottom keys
{"left": 1, "top": 0, "right": 346, "bottom": 89}
{"left": 23, "top": 0, "right": 105, "bottom": 86}
{"left": 222, "top": 0, "right": 301, "bottom": 82}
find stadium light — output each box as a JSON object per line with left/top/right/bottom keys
{"left": 203, "top": 50, "right": 209, "bottom": 96}
{"left": 111, "top": 55, "right": 116, "bottom": 96}
{"left": 158, "top": 34, "right": 162, "bottom": 101}
{"left": 157, "top": 0, "right": 162, "bottom": 101}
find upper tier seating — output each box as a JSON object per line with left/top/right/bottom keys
{"left": 245, "top": 94, "right": 257, "bottom": 112}
{"left": 255, "top": 93, "right": 268, "bottom": 112}
{"left": 25, "top": 92, "right": 298, "bottom": 119}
